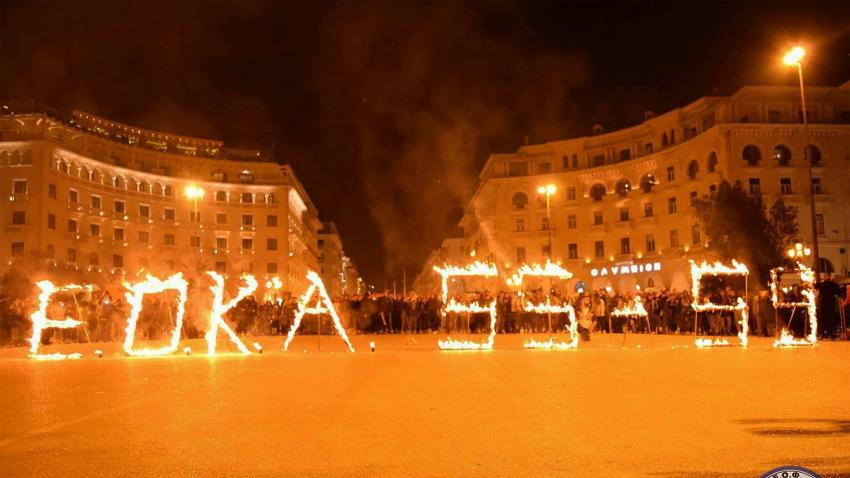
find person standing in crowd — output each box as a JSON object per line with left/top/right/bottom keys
{"left": 815, "top": 273, "right": 840, "bottom": 339}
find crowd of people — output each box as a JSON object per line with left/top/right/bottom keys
{"left": 0, "top": 278, "right": 847, "bottom": 348}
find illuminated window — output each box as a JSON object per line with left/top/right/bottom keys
{"left": 773, "top": 145, "right": 791, "bottom": 165}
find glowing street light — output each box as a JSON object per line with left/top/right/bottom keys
{"left": 184, "top": 184, "right": 205, "bottom": 201}
{"left": 787, "top": 242, "right": 812, "bottom": 259}
{"left": 781, "top": 45, "right": 819, "bottom": 279}
{"left": 782, "top": 46, "right": 805, "bottom": 66}
{"left": 185, "top": 184, "right": 205, "bottom": 244}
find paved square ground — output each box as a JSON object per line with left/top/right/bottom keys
{"left": 1, "top": 334, "right": 848, "bottom": 477}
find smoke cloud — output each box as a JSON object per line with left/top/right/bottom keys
{"left": 310, "top": 4, "right": 591, "bottom": 278}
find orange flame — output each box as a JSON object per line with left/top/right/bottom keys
{"left": 122, "top": 273, "right": 188, "bottom": 356}
{"left": 611, "top": 296, "right": 648, "bottom": 318}
{"left": 694, "top": 337, "right": 731, "bottom": 348}
{"left": 206, "top": 272, "right": 257, "bottom": 355}
{"left": 433, "top": 262, "right": 499, "bottom": 351}
{"left": 507, "top": 260, "right": 572, "bottom": 286}
{"left": 773, "top": 328, "right": 816, "bottom": 347}
{"left": 689, "top": 260, "right": 750, "bottom": 347}
{"left": 770, "top": 263, "right": 817, "bottom": 345}
{"left": 28, "top": 280, "right": 93, "bottom": 360}
{"left": 523, "top": 337, "right": 577, "bottom": 350}
{"left": 283, "top": 270, "right": 354, "bottom": 352}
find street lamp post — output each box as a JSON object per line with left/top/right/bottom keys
{"left": 537, "top": 184, "right": 556, "bottom": 260}
{"left": 537, "top": 183, "right": 556, "bottom": 334}
{"left": 783, "top": 46, "right": 820, "bottom": 279}
{"left": 184, "top": 185, "right": 205, "bottom": 251}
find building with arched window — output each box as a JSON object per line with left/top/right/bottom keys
{"left": 422, "top": 82, "right": 850, "bottom": 292}
{"left": 0, "top": 102, "right": 343, "bottom": 296}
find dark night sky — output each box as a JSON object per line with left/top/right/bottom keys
{"left": 1, "top": 2, "right": 848, "bottom": 287}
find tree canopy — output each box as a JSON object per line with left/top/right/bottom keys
{"left": 693, "top": 180, "right": 798, "bottom": 287}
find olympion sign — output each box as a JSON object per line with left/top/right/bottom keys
{"left": 590, "top": 261, "right": 662, "bottom": 277}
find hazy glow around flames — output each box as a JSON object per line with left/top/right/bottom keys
{"left": 438, "top": 300, "right": 498, "bottom": 350}
{"left": 509, "top": 262, "right": 578, "bottom": 350}
{"left": 773, "top": 328, "right": 816, "bottom": 347}
{"left": 610, "top": 296, "right": 648, "bottom": 318}
{"left": 689, "top": 260, "right": 750, "bottom": 347}
{"left": 433, "top": 261, "right": 499, "bottom": 350}
{"left": 521, "top": 300, "right": 579, "bottom": 350}
{"left": 507, "top": 260, "right": 572, "bottom": 286}
{"left": 123, "top": 273, "right": 188, "bottom": 356}
{"left": 206, "top": 272, "right": 257, "bottom": 355}
{"left": 695, "top": 338, "right": 730, "bottom": 348}
{"left": 283, "top": 270, "right": 354, "bottom": 352}
{"left": 28, "top": 280, "right": 92, "bottom": 360}
{"left": 770, "top": 263, "right": 817, "bottom": 346}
